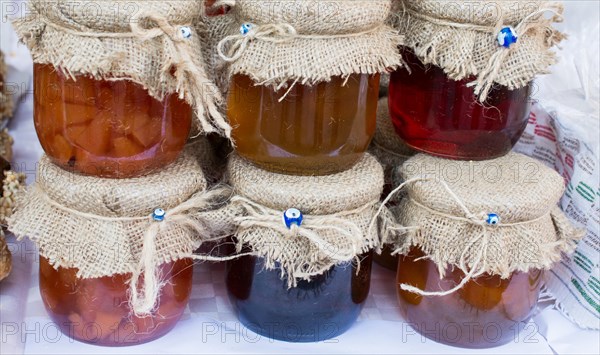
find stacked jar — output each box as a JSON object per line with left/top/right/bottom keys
{"left": 11, "top": 1, "right": 229, "bottom": 346}
{"left": 384, "top": 0, "right": 581, "bottom": 349}
{"left": 216, "top": 0, "right": 402, "bottom": 342}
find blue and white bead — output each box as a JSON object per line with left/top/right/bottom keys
{"left": 497, "top": 26, "right": 518, "bottom": 48}
{"left": 486, "top": 213, "right": 500, "bottom": 226}
{"left": 240, "top": 23, "right": 253, "bottom": 36}
{"left": 283, "top": 208, "right": 303, "bottom": 229}
{"left": 153, "top": 208, "right": 166, "bottom": 222}
{"left": 179, "top": 26, "right": 192, "bottom": 39}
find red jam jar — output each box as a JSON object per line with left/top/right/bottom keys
{"left": 227, "top": 74, "right": 380, "bottom": 175}
{"left": 388, "top": 48, "right": 532, "bottom": 160}
{"left": 397, "top": 247, "right": 543, "bottom": 348}
{"left": 39, "top": 257, "right": 193, "bottom": 346}
{"left": 34, "top": 64, "right": 192, "bottom": 178}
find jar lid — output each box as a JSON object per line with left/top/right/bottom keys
{"left": 37, "top": 147, "right": 206, "bottom": 218}
{"left": 234, "top": 0, "right": 390, "bottom": 35}
{"left": 219, "top": 0, "right": 402, "bottom": 87}
{"left": 228, "top": 153, "right": 384, "bottom": 214}
{"left": 401, "top": 152, "right": 565, "bottom": 223}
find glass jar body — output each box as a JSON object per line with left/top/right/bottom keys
{"left": 39, "top": 257, "right": 193, "bottom": 346}
{"left": 34, "top": 64, "right": 192, "bottom": 178}
{"left": 226, "top": 251, "right": 373, "bottom": 342}
{"left": 388, "top": 48, "right": 532, "bottom": 160}
{"left": 228, "top": 74, "right": 380, "bottom": 175}
{"left": 396, "top": 247, "right": 543, "bottom": 348}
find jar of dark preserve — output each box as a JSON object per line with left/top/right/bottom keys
{"left": 388, "top": 48, "right": 531, "bottom": 160}
{"left": 227, "top": 252, "right": 373, "bottom": 342}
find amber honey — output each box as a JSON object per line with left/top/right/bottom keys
{"left": 39, "top": 257, "right": 193, "bottom": 346}
{"left": 396, "top": 247, "right": 543, "bottom": 348}
{"left": 34, "top": 64, "right": 192, "bottom": 178}
{"left": 227, "top": 74, "right": 379, "bottom": 175}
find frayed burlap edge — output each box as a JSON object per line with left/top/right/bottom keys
{"left": 13, "top": 12, "right": 231, "bottom": 137}
{"left": 222, "top": 25, "right": 403, "bottom": 87}
{"left": 395, "top": 1, "right": 565, "bottom": 99}
{"left": 392, "top": 198, "right": 584, "bottom": 279}
{"left": 229, "top": 197, "right": 382, "bottom": 288}
{"left": 8, "top": 183, "right": 231, "bottom": 279}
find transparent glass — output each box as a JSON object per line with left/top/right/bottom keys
{"left": 39, "top": 257, "right": 193, "bottom": 346}
{"left": 388, "top": 48, "right": 532, "bottom": 160}
{"left": 226, "top": 251, "right": 373, "bottom": 342}
{"left": 34, "top": 64, "right": 192, "bottom": 178}
{"left": 227, "top": 74, "right": 380, "bottom": 175}
{"left": 396, "top": 247, "right": 543, "bottom": 348}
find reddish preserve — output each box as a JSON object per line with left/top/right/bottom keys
{"left": 39, "top": 257, "right": 193, "bottom": 346}
{"left": 396, "top": 247, "right": 543, "bottom": 348}
{"left": 388, "top": 48, "right": 532, "bottom": 160}
{"left": 34, "top": 64, "right": 192, "bottom": 178}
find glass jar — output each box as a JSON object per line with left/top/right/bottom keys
{"left": 34, "top": 64, "right": 192, "bottom": 178}
{"left": 226, "top": 251, "right": 373, "bottom": 342}
{"left": 39, "top": 257, "right": 193, "bottom": 346}
{"left": 396, "top": 247, "right": 543, "bottom": 348}
{"left": 388, "top": 48, "right": 532, "bottom": 160}
{"left": 374, "top": 244, "right": 398, "bottom": 272}
{"left": 227, "top": 74, "right": 380, "bottom": 175}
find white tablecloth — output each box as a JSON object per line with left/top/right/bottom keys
{"left": 1, "top": 84, "right": 599, "bottom": 355}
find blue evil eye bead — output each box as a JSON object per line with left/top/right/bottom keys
{"left": 179, "top": 26, "right": 192, "bottom": 39}
{"left": 240, "top": 23, "right": 253, "bottom": 36}
{"left": 283, "top": 208, "right": 303, "bottom": 229}
{"left": 486, "top": 213, "right": 500, "bottom": 226}
{"left": 152, "top": 208, "right": 166, "bottom": 222}
{"left": 497, "top": 26, "right": 518, "bottom": 48}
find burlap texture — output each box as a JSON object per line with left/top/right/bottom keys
{"left": 371, "top": 97, "right": 415, "bottom": 167}
{"left": 0, "top": 51, "right": 13, "bottom": 124}
{"left": 198, "top": 13, "right": 236, "bottom": 96}
{"left": 13, "top": 0, "right": 230, "bottom": 136}
{"left": 0, "top": 129, "right": 13, "bottom": 162}
{"left": 219, "top": 0, "right": 402, "bottom": 87}
{"left": 226, "top": 153, "right": 384, "bottom": 286}
{"left": 395, "top": 0, "right": 565, "bottom": 99}
{"left": 7, "top": 147, "right": 226, "bottom": 279}
{"left": 392, "top": 152, "right": 585, "bottom": 279}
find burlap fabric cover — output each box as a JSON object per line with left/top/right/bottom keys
{"left": 13, "top": 0, "right": 230, "bottom": 136}
{"left": 0, "top": 51, "right": 12, "bottom": 125}
{"left": 370, "top": 97, "right": 415, "bottom": 173}
{"left": 394, "top": 0, "right": 565, "bottom": 101}
{"left": 218, "top": 0, "right": 402, "bottom": 87}
{"left": 198, "top": 13, "right": 236, "bottom": 96}
{"left": 227, "top": 153, "right": 384, "bottom": 286}
{"left": 393, "top": 152, "right": 584, "bottom": 280}
{"left": 7, "top": 148, "right": 227, "bottom": 279}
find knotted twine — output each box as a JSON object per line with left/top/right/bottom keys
{"left": 13, "top": 1, "right": 231, "bottom": 137}
{"left": 8, "top": 149, "right": 236, "bottom": 316}
{"left": 225, "top": 153, "right": 385, "bottom": 287}
{"left": 216, "top": 0, "right": 402, "bottom": 88}
{"left": 395, "top": 1, "right": 566, "bottom": 102}
{"left": 371, "top": 152, "right": 585, "bottom": 296}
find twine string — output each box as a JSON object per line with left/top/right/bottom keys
{"left": 217, "top": 22, "right": 385, "bottom": 63}
{"left": 373, "top": 176, "right": 553, "bottom": 297}
{"left": 42, "top": 11, "right": 230, "bottom": 137}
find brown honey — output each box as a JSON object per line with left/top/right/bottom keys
{"left": 227, "top": 74, "right": 380, "bottom": 175}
